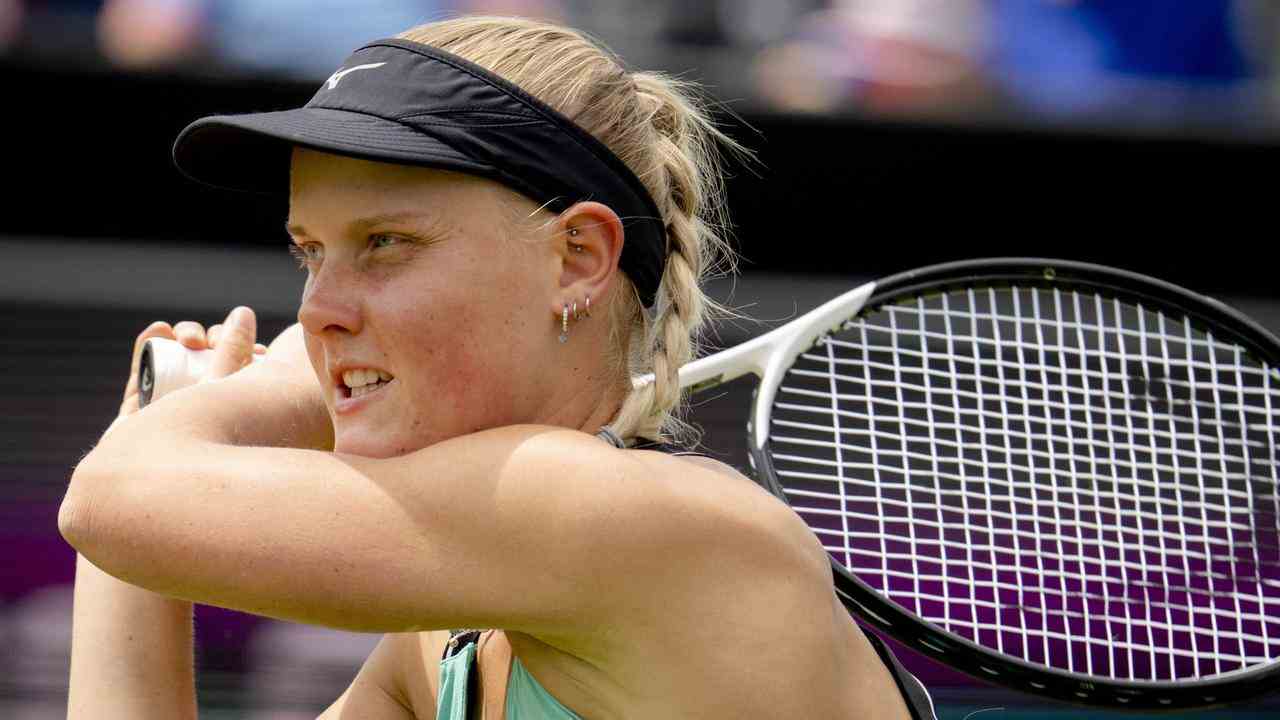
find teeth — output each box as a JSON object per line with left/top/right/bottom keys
{"left": 343, "top": 368, "right": 394, "bottom": 388}
{"left": 350, "top": 381, "right": 389, "bottom": 398}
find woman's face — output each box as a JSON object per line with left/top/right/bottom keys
{"left": 288, "top": 147, "right": 560, "bottom": 458}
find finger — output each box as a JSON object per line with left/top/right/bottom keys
{"left": 207, "top": 324, "right": 223, "bottom": 348}
{"left": 206, "top": 306, "right": 257, "bottom": 379}
{"left": 120, "top": 321, "right": 177, "bottom": 415}
{"left": 172, "top": 320, "right": 208, "bottom": 349}
{"left": 130, "top": 321, "right": 175, "bottom": 362}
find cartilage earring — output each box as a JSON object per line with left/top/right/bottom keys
{"left": 569, "top": 228, "right": 580, "bottom": 237}
{"left": 559, "top": 303, "right": 569, "bottom": 343}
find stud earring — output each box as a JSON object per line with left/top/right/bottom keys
{"left": 568, "top": 228, "right": 580, "bottom": 237}
{"left": 559, "top": 303, "right": 569, "bottom": 343}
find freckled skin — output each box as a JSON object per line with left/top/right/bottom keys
{"left": 289, "top": 148, "right": 570, "bottom": 458}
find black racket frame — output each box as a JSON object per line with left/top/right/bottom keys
{"left": 745, "top": 258, "right": 1280, "bottom": 711}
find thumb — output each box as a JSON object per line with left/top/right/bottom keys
{"left": 206, "top": 306, "right": 258, "bottom": 380}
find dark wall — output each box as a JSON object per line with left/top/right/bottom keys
{"left": 7, "top": 61, "right": 1278, "bottom": 293}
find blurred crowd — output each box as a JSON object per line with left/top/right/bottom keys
{"left": 3, "top": 0, "right": 1280, "bottom": 137}
{"left": 0, "top": 0, "right": 564, "bottom": 79}
{"left": 748, "top": 0, "right": 1280, "bottom": 126}
{"left": 5, "top": 0, "right": 1280, "bottom": 126}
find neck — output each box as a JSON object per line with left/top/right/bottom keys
{"left": 536, "top": 359, "right": 629, "bottom": 438}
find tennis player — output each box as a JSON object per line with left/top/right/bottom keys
{"left": 60, "top": 15, "right": 935, "bottom": 719}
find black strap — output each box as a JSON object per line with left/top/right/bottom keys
{"left": 444, "top": 630, "right": 484, "bottom": 720}
{"left": 443, "top": 629, "right": 481, "bottom": 660}
{"left": 594, "top": 428, "right": 712, "bottom": 459}
{"left": 858, "top": 627, "right": 939, "bottom": 720}
{"left": 629, "top": 437, "right": 712, "bottom": 458}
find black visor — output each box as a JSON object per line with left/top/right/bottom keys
{"left": 172, "top": 38, "right": 667, "bottom": 307}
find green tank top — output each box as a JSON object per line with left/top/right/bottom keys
{"left": 436, "top": 633, "right": 583, "bottom": 720}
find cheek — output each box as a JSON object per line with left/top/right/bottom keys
{"left": 392, "top": 293, "right": 536, "bottom": 424}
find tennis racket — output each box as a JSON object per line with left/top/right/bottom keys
{"left": 137, "top": 336, "right": 265, "bottom": 408}
{"left": 140, "top": 257, "right": 1280, "bottom": 710}
{"left": 665, "top": 257, "right": 1280, "bottom": 711}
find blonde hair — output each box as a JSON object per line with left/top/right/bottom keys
{"left": 397, "top": 16, "right": 750, "bottom": 444}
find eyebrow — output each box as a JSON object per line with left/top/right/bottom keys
{"left": 285, "top": 211, "right": 445, "bottom": 239}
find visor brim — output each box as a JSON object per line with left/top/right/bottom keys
{"left": 172, "top": 107, "right": 493, "bottom": 195}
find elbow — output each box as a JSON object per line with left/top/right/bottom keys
{"left": 59, "top": 456, "right": 110, "bottom": 555}
{"left": 59, "top": 472, "right": 93, "bottom": 553}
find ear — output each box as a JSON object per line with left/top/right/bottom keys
{"left": 550, "top": 201, "right": 624, "bottom": 317}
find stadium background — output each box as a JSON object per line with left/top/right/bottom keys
{"left": 4, "top": 1, "right": 1280, "bottom": 717}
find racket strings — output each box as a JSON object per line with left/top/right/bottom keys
{"left": 768, "top": 285, "right": 1280, "bottom": 682}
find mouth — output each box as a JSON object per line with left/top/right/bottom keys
{"left": 334, "top": 367, "right": 395, "bottom": 409}
{"left": 341, "top": 379, "right": 392, "bottom": 399}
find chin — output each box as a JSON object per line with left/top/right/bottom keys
{"left": 333, "top": 434, "right": 413, "bottom": 459}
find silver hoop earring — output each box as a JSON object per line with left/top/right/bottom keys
{"left": 559, "top": 303, "right": 569, "bottom": 344}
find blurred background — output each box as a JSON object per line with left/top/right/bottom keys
{"left": 4, "top": 0, "right": 1280, "bottom": 717}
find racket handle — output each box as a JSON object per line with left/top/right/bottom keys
{"left": 138, "top": 337, "right": 265, "bottom": 409}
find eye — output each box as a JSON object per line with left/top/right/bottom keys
{"left": 288, "top": 242, "right": 322, "bottom": 269}
{"left": 370, "top": 233, "right": 404, "bottom": 249}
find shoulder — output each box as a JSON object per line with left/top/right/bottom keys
{"left": 544, "top": 440, "right": 835, "bottom": 644}
{"left": 624, "top": 446, "right": 831, "bottom": 573}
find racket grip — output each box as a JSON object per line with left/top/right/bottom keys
{"left": 138, "top": 337, "right": 266, "bottom": 409}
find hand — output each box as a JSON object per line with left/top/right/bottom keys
{"left": 118, "top": 307, "right": 267, "bottom": 418}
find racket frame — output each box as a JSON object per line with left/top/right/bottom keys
{"left": 695, "top": 258, "right": 1280, "bottom": 710}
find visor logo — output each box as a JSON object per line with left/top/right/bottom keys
{"left": 325, "top": 62, "right": 387, "bottom": 90}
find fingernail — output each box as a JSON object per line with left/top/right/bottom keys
{"left": 233, "top": 306, "right": 252, "bottom": 323}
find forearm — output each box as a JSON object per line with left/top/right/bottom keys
{"left": 61, "top": 370, "right": 332, "bottom": 591}
{"left": 67, "top": 553, "right": 196, "bottom": 720}
{"left": 66, "top": 416, "right": 197, "bottom": 719}
{"left": 95, "top": 363, "right": 333, "bottom": 453}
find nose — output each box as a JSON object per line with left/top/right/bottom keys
{"left": 297, "top": 263, "right": 363, "bottom": 337}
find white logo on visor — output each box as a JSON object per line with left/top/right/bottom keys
{"left": 325, "top": 62, "right": 387, "bottom": 90}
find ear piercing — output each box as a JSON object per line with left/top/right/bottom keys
{"left": 558, "top": 295, "right": 592, "bottom": 343}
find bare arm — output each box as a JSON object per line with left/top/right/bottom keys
{"left": 59, "top": 309, "right": 807, "bottom": 686}
{"left": 315, "top": 634, "right": 418, "bottom": 720}
{"left": 67, "top": 492, "right": 197, "bottom": 719}
{"left": 64, "top": 315, "right": 272, "bottom": 719}
{"left": 65, "top": 319, "right": 200, "bottom": 719}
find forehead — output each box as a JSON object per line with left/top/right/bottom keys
{"left": 286, "top": 147, "right": 523, "bottom": 231}
{"left": 291, "top": 147, "right": 470, "bottom": 201}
